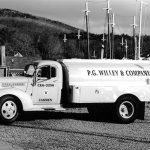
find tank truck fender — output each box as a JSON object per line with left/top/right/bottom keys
{"left": 0, "top": 88, "right": 33, "bottom": 111}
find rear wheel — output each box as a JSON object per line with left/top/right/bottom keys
{"left": 0, "top": 96, "right": 20, "bottom": 124}
{"left": 116, "top": 96, "right": 138, "bottom": 123}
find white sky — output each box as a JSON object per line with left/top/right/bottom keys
{"left": 0, "top": 0, "right": 150, "bottom": 35}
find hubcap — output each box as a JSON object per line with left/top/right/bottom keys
{"left": 119, "top": 101, "right": 134, "bottom": 119}
{"left": 1, "top": 101, "right": 17, "bottom": 119}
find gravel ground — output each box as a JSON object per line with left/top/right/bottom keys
{"left": 0, "top": 104, "right": 150, "bottom": 149}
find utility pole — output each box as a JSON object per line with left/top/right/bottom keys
{"left": 76, "top": 30, "right": 82, "bottom": 58}
{"left": 63, "top": 34, "right": 67, "bottom": 43}
{"left": 125, "top": 39, "right": 128, "bottom": 59}
{"left": 120, "top": 37, "right": 124, "bottom": 47}
{"left": 63, "top": 34, "right": 67, "bottom": 58}
{"left": 111, "top": 13, "right": 115, "bottom": 59}
{"left": 137, "top": 0, "right": 148, "bottom": 59}
{"left": 77, "top": 30, "right": 82, "bottom": 40}
{"left": 131, "top": 16, "right": 137, "bottom": 60}
{"left": 104, "top": 0, "right": 111, "bottom": 59}
{"left": 101, "top": 33, "right": 106, "bottom": 59}
{"left": 120, "top": 37, "right": 124, "bottom": 58}
{"left": 91, "top": 50, "right": 96, "bottom": 59}
{"left": 84, "top": 1, "right": 90, "bottom": 59}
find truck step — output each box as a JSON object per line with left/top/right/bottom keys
{"left": 42, "top": 106, "right": 66, "bottom": 111}
{"left": 31, "top": 104, "right": 66, "bottom": 111}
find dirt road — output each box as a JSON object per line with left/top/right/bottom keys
{"left": 0, "top": 107, "right": 150, "bottom": 150}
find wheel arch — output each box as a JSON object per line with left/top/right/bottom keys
{"left": 0, "top": 88, "right": 34, "bottom": 111}
{"left": 116, "top": 94, "right": 140, "bottom": 103}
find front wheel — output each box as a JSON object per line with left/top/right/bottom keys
{"left": 0, "top": 96, "right": 20, "bottom": 124}
{"left": 116, "top": 96, "right": 138, "bottom": 123}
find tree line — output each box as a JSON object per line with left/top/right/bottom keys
{"left": 0, "top": 20, "right": 150, "bottom": 60}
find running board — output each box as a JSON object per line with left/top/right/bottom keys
{"left": 42, "top": 107, "right": 66, "bottom": 111}
{"left": 26, "top": 104, "right": 66, "bottom": 111}
{"left": 41, "top": 105, "right": 66, "bottom": 111}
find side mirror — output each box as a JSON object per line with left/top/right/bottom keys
{"left": 32, "top": 71, "right": 37, "bottom": 86}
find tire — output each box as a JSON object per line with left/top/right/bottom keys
{"left": 0, "top": 96, "right": 20, "bottom": 124}
{"left": 116, "top": 96, "right": 138, "bottom": 124}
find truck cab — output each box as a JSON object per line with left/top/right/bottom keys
{"left": 24, "top": 60, "right": 63, "bottom": 106}
{"left": 0, "top": 60, "right": 64, "bottom": 124}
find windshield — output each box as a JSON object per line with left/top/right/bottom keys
{"left": 24, "top": 64, "right": 36, "bottom": 77}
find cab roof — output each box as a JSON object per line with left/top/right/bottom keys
{"left": 33, "top": 60, "right": 60, "bottom": 67}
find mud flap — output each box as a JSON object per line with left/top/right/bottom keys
{"left": 137, "top": 102, "right": 145, "bottom": 120}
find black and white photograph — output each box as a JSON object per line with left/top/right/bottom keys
{"left": 0, "top": 0, "right": 150, "bottom": 149}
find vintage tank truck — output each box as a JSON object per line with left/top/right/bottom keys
{"left": 0, "top": 59, "right": 149, "bottom": 124}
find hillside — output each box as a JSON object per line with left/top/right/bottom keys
{"left": 0, "top": 8, "right": 85, "bottom": 60}
{"left": 0, "top": 8, "right": 78, "bottom": 33}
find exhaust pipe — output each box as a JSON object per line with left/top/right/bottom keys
{"left": 0, "top": 45, "right": 6, "bottom": 66}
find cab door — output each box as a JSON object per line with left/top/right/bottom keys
{"left": 32, "top": 65, "right": 60, "bottom": 105}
